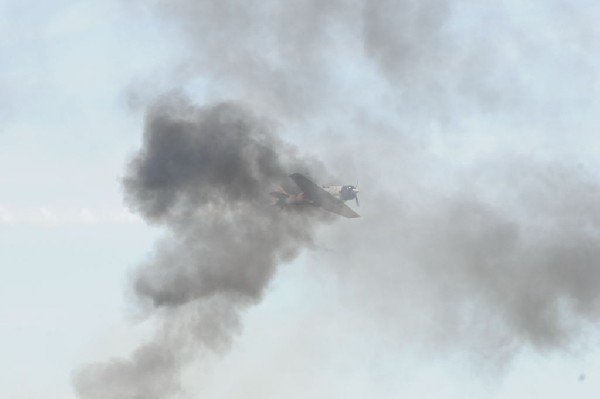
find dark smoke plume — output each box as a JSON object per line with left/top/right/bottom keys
{"left": 74, "top": 96, "right": 331, "bottom": 398}
{"left": 124, "top": 97, "right": 328, "bottom": 306}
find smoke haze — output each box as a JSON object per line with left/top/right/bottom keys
{"left": 76, "top": 0, "right": 600, "bottom": 397}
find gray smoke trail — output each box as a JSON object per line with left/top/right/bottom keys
{"left": 74, "top": 96, "right": 332, "bottom": 398}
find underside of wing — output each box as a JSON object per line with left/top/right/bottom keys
{"left": 290, "top": 173, "right": 360, "bottom": 218}
{"left": 326, "top": 202, "right": 361, "bottom": 218}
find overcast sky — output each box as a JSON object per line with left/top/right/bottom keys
{"left": 2, "top": 1, "right": 600, "bottom": 398}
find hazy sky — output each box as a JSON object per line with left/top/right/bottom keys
{"left": 2, "top": 1, "right": 600, "bottom": 398}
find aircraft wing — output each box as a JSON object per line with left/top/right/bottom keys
{"left": 290, "top": 173, "right": 360, "bottom": 218}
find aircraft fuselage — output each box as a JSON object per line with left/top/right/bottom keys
{"left": 270, "top": 173, "right": 361, "bottom": 218}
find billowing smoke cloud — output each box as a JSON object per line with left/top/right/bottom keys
{"left": 77, "top": 0, "right": 600, "bottom": 397}
{"left": 320, "top": 161, "right": 600, "bottom": 358}
{"left": 124, "top": 97, "right": 329, "bottom": 306}
{"left": 74, "top": 96, "right": 332, "bottom": 398}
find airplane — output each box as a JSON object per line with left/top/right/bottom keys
{"left": 270, "top": 173, "right": 360, "bottom": 218}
